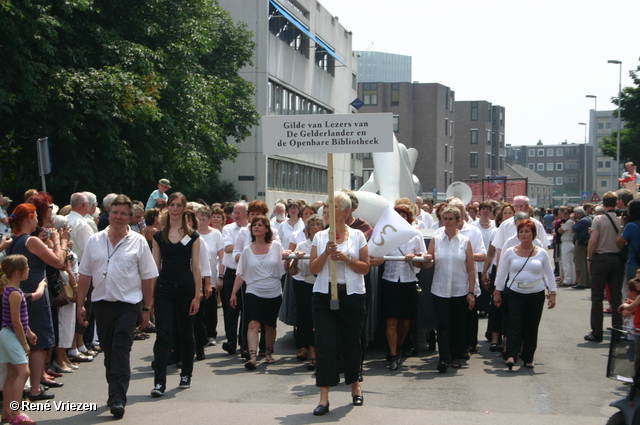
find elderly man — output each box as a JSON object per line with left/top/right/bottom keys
{"left": 68, "top": 193, "right": 95, "bottom": 264}
{"left": 416, "top": 196, "right": 434, "bottom": 228}
{"left": 572, "top": 207, "right": 592, "bottom": 290}
{"left": 84, "top": 191, "right": 99, "bottom": 234}
{"left": 491, "top": 196, "right": 547, "bottom": 263}
{"left": 77, "top": 195, "right": 157, "bottom": 418}
{"left": 220, "top": 201, "right": 249, "bottom": 355}
{"left": 585, "top": 192, "right": 624, "bottom": 342}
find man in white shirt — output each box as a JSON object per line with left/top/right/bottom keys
{"left": 416, "top": 196, "right": 434, "bottom": 228}
{"left": 67, "top": 192, "right": 95, "bottom": 264}
{"left": 76, "top": 195, "right": 157, "bottom": 418}
{"left": 220, "top": 201, "right": 248, "bottom": 355}
{"left": 491, "top": 196, "right": 547, "bottom": 264}
{"left": 83, "top": 191, "right": 99, "bottom": 234}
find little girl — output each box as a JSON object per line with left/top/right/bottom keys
{"left": 0, "top": 255, "right": 37, "bottom": 425}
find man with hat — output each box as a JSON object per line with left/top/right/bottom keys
{"left": 145, "top": 178, "right": 171, "bottom": 210}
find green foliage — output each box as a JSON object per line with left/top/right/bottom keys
{"left": 600, "top": 62, "right": 640, "bottom": 167}
{"left": 0, "top": 0, "right": 258, "bottom": 202}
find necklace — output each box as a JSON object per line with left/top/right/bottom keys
{"left": 480, "top": 221, "right": 491, "bottom": 225}
{"left": 519, "top": 245, "right": 535, "bottom": 252}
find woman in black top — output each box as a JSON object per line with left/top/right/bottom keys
{"left": 150, "top": 192, "right": 202, "bottom": 397}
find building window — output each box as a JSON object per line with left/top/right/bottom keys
{"left": 363, "top": 83, "right": 378, "bottom": 105}
{"left": 500, "top": 156, "right": 504, "bottom": 170}
{"left": 470, "top": 129, "right": 478, "bottom": 144}
{"left": 267, "top": 158, "right": 327, "bottom": 193}
{"left": 486, "top": 153, "right": 491, "bottom": 168}
{"left": 393, "top": 115, "right": 399, "bottom": 132}
{"left": 547, "top": 163, "right": 553, "bottom": 171}
{"left": 556, "top": 148, "right": 563, "bottom": 156}
{"left": 598, "top": 161, "right": 603, "bottom": 168}
{"left": 528, "top": 163, "right": 535, "bottom": 170}
{"left": 537, "top": 149, "right": 544, "bottom": 157}
{"left": 537, "top": 163, "right": 544, "bottom": 171}
{"left": 499, "top": 133, "right": 504, "bottom": 148}
{"left": 566, "top": 176, "right": 578, "bottom": 184}
{"left": 547, "top": 148, "right": 554, "bottom": 157}
{"left": 555, "top": 177, "right": 563, "bottom": 185}
{"left": 315, "top": 45, "right": 335, "bottom": 76}
{"left": 445, "top": 119, "right": 448, "bottom": 136}
{"left": 605, "top": 160, "right": 611, "bottom": 168}
{"left": 471, "top": 101, "right": 478, "bottom": 121}
{"left": 391, "top": 83, "right": 399, "bottom": 106}
{"left": 567, "top": 162, "right": 578, "bottom": 169}
{"left": 491, "top": 154, "right": 496, "bottom": 170}
{"left": 469, "top": 175, "right": 478, "bottom": 180}
{"left": 486, "top": 130, "right": 491, "bottom": 145}
{"left": 470, "top": 152, "right": 478, "bottom": 167}
{"left": 547, "top": 177, "right": 554, "bottom": 184}
{"left": 528, "top": 148, "right": 535, "bottom": 157}
{"left": 449, "top": 121, "right": 453, "bottom": 138}
{"left": 556, "top": 163, "right": 563, "bottom": 171}
{"left": 600, "top": 180, "right": 607, "bottom": 187}
{"left": 445, "top": 144, "right": 448, "bottom": 162}
{"left": 492, "top": 132, "right": 496, "bottom": 147}
{"left": 487, "top": 104, "right": 492, "bottom": 122}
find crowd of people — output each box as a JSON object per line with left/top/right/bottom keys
{"left": 1, "top": 178, "right": 640, "bottom": 421}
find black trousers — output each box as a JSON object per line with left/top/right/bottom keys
{"left": 312, "top": 290, "right": 365, "bottom": 387}
{"left": 204, "top": 289, "right": 218, "bottom": 339}
{"left": 294, "top": 280, "right": 314, "bottom": 348}
{"left": 590, "top": 253, "right": 624, "bottom": 339}
{"left": 486, "top": 264, "right": 504, "bottom": 336}
{"left": 433, "top": 294, "right": 468, "bottom": 363}
{"left": 504, "top": 289, "right": 545, "bottom": 363}
{"left": 153, "top": 283, "right": 196, "bottom": 385}
{"left": 93, "top": 300, "right": 138, "bottom": 406}
{"left": 221, "top": 268, "right": 243, "bottom": 349}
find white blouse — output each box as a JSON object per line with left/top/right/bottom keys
{"left": 236, "top": 241, "right": 285, "bottom": 299}
{"left": 381, "top": 232, "right": 426, "bottom": 283}
{"left": 280, "top": 218, "right": 304, "bottom": 249}
{"left": 494, "top": 247, "right": 556, "bottom": 294}
{"left": 292, "top": 239, "right": 315, "bottom": 284}
{"left": 312, "top": 228, "right": 367, "bottom": 295}
{"left": 430, "top": 231, "right": 472, "bottom": 298}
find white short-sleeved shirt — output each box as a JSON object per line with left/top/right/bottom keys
{"left": 430, "top": 231, "right": 472, "bottom": 298}
{"left": 279, "top": 219, "right": 304, "bottom": 249}
{"left": 200, "top": 229, "right": 224, "bottom": 276}
{"left": 381, "top": 232, "right": 426, "bottom": 283}
{"left": 560, "top": 219, "right": 574, "bottom": 243}
{"left": 236, "top": 241, "right": 285, "bottom": 298}
{"left": 79, "top": 226, "right": 158, "bottom": 304}
{"left": 436, "top": 222, "right": 486, "bottom": 295}
{"left": 494, "top": 247, "right": 556, "bottom": 294}
{"left": 293, "top": 239, "right": 314, "bottom": 283}
{"left": 233, "top": 225, "right": 280, "bottom": 261}
{"left": 491, "top": 216, "right": 547, "bottom": 258}
{"left": 312, "top": 228, "right": 367, "bottom": 295}
{"left": 288, "top": 228, "right": 307, "bottom": 250}
{"left": 67, "top": 210, "right": 95, "bottom": 264}
{"left": 221, "top": 222, "right": 244, "bottom": 270}
{"left": 417, "top": 211, "right": 434, "bottom": 229}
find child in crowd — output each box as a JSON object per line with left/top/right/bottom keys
{"left": 622, "top": 279, "right": 640, "bottom": 361}
{"left": 619, "top": 270, "right": 640, "bottom": 373}
{"left": 0, "top": 254, "right": 38, "bottom": 425}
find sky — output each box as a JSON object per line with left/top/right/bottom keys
{"left": 317, "top": 0, "right": 639, "bottom": 146}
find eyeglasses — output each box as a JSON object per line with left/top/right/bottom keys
{"left": 635, "top": 279, "right": 640, "bottom": 283}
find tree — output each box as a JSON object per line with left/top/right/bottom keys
{"left": 0, "top": 0, "right": 259, "bottom": 202}
{"left": 600, "top": 61, "right": 640, "bottom": 170}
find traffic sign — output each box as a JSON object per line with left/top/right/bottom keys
{"left": 590, "top": 192, "right": 601, "bottom": 203}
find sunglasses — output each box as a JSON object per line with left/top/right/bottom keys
{"left": 635, "top": 279, "right": 640, "bottom": 283}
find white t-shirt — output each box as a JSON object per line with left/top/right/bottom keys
{"left": 236, "top": 241, "right": 285, "bottom": 298}
{"left": 200, "top": 229, "right": 224, "bottom": 276}
{"left": 494, "top": 247, "right": 556, "bottom": 294}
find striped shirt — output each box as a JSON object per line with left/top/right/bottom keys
{"left": 2, "top": 287, "right": 28, "bottom": 335}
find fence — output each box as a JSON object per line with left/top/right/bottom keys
{"left": 462, "top": 177, "right": 528, "bottom": 204}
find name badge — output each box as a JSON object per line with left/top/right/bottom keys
{"left": 181, "top": 235, "right": 191, "bottom": 246}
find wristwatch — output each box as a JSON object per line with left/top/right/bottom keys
{"left": 142, "top": 307, "right": 151, "bottom": 312}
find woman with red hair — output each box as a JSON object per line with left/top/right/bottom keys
{"left": 372, "top": 205, "right": 426, "bottom": 371}
{"left": 493, "top": 219, "right": 556, "bottom": 370}
{"left": 6, "top": 203, "right": 70, "bottom": 400}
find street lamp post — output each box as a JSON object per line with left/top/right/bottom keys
{"left": 608, "top": 59, "right": 623, "bottom": 189}
{"left": 579, "top": 122, "right": 587, "bottom": 199}
{"left": 586, "top": 95, "right": 597, "bottom": 192}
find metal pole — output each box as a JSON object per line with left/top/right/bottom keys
{"left": 608, "top": 60, "right": 623, "bottom": 188}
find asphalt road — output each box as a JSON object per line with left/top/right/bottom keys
{"left": 21, "top": 283, "right": 627, "bottom": 425}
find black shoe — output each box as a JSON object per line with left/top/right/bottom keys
{"left": 389, "top": 357, "right": 398, "bottom": 371}
{"left": 195, "top": 349, "right": 205, "bottom": 361}
{"left": 584, "top": 332, "right": 603, "bottom": 342}
{"left": 28, "top": 390, "right": 55, "bottom": 401}
{"left": 352, "top": 394, "right": 364, "bottom": 406}
{"left": 573, "top": 285, "right": 586, "bottom": 290}
{"left": 150, "top": 384, "right": 165, "bottom": 397}
{"left": 110, "top": 402, "right": 125, "bottom": 418}
{"left": 313, "top": 402, "right": 330, "bottom": 416}
{"left": 437, "top": 362, "right": 448, "bottom": 373}
{"left": 178, "top": 376, "right": 191, "bottom": 389}
{"left": 222, "top": 342, "right": 237, "bottom": 355}
{"left": 506, "top": 360, "right": 514, "bottom": 371}
{"left": 40, "top": 381, "right": 63, "bottom": 388}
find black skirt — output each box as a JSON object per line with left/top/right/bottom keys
{"left": 243, "top": 293, "right": 282, "bottom": 327}
{"left": 380, "top": 278, "right": 418, "bottom": 319}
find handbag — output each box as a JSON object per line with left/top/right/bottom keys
{"left": 59, "top": 270, "right": 76, "bottom": 303}
{"left": 47, "top": 269, "right": 69, "bottom": 308}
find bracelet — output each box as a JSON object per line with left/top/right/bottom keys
{"left": 468, "top": 292, "right": 474, "bottom": 296}
{"left": 54, "top": 242, "right": 61, "bottom": 246}
{"left": 218, "top": 275, "right": 224, "bottom": 279}
{"left": 548, "top": 291, "right": 556, "bottom": 295}
{"left": 346, "top": 255, "right": 352, "bottom": 265}
{"left": 142, "top": 307, "right": 151, "bottom": 312}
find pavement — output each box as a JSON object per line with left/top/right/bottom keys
{"left": 21, "top": 281, "right": 628, "bottom": 424}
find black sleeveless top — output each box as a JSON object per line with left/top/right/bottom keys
{"left": 153, "top": 230, "right": 200, "bottom": 286}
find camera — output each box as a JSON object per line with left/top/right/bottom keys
{"left": 44, "top": 229, "right": 50, "bottom": 238}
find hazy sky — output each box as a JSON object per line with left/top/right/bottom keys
{"left": 317, "top": 0, "right": 639, "bottom": 146}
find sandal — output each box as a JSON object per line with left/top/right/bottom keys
{"left": 489, "top": 343, "right": 498, "bottom": 352}
{"left": 451, "top": 361, "right": 461, "bottom": 368}
{"left": 244, "top": 350, "right": 257, "bottom": 370}
{"left": 307, "top": 358, "right": 316, "bottom": 370}
{"left": 264, "top": 346, "right": 275, "bottom": 364}
{"left": 10, "top": 414, "right": 36, "bottom": 424}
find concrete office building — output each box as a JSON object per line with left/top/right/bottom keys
{"left": 218, "top": 0, "right": 359, "bottom": 205}
{"left": 588, "top": 109, "right": 626, "bottom": 194}
{"left": 506, "top": 141, "right": 594, "bottom": 205}
{"left": 354, "top": 51, "right": 412, "bottom": 83}
{"left": 357, "top": 82, "right": 455, "bottom": 198}
{"left": 453, "top": 101, "right": 506, "bottom": 181}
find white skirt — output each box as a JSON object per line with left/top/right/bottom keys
{"left": 57, "top": 302, "right": 76, "bottom": 348}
